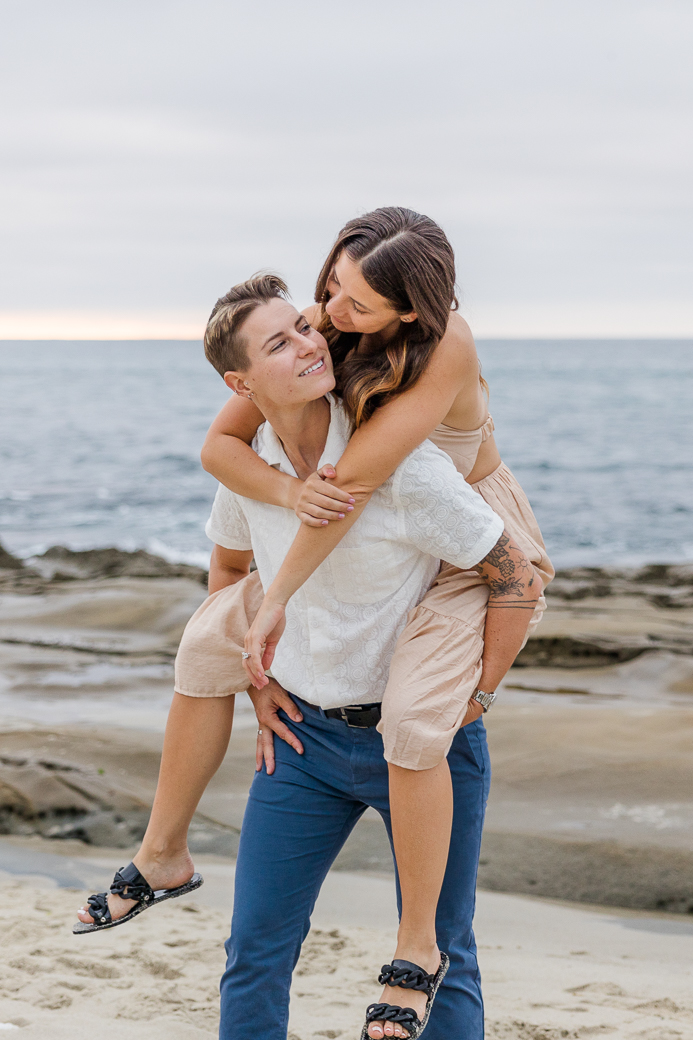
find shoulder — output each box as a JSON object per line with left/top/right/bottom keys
{"left": 435, "top": 311, "right": 480, "bottom": 380}
{"left": 302, "top": 302, "right": 322, "bottom": 325}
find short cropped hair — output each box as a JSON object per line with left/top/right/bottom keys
{"left": 204, "top": 273, "right": 290, "bottom": 376}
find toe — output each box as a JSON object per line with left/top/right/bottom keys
{"left": 384, "top": 1025, "right": 395, "bottom": 1037}
{"left": 367, "top": 1026, "right": 384, "bottom": 1040}
{"left": 77, "top": 908, "right": 95, "bottom": 924}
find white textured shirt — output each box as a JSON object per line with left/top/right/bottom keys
{"left": 205, "top": 396, "right": 503, "bottom": 709}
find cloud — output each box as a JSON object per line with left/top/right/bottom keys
{"left": 1, "top": 0, "right": 692, "bottom": 336}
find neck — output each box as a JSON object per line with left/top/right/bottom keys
{"left": 260, "top": 396, "right": 330, "bottom": 480}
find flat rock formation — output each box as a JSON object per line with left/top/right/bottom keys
{"left": 1, "top": 546, "right": 693, "bottom": 912}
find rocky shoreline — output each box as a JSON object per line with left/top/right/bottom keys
{"left": 1, "top": 542, "right": 693, "bottom": 914}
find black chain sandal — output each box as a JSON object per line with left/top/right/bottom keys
{"left": 72, "top": 861, "right": 203, "bottom": 935}
{"left": 360, "top": 952, "right": 450, "bottom": 1040}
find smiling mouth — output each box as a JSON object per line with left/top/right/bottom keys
{"left": 299, "top": 358, "right": 326, "bottom": 377}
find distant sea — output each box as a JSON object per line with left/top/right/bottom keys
{"left": 1, "top": 340, "right": 692, "bottom": 570}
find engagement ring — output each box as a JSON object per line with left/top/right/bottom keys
{"left": 242, "top": 651, "right": 251, "bottom": 660}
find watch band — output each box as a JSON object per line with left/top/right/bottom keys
{"left": 472, "top": 688, "right": 496, "bottom": 712}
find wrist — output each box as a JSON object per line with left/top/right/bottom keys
{"left": 472, "top": 687, "right": 497, "bottom": 712}
{"left": 282, "top": 476, "right": 302, "bottom": 512}
{"left": 265, "top": 582, "right": 290, "bottom": 609}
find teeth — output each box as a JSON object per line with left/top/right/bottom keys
{"left": 299, "top": 359, "right": 324, "bottom": 376}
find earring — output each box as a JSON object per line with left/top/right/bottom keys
{"left": 247, "top": 392, "right": 255, "bottom": 400}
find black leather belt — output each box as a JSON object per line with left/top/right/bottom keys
{"left": 323, "top": 703, "right": 382, "bottom": 728}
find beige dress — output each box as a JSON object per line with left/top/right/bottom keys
{"left": 379, "top": 416, "right": 553, "bottom": 769}
{"left": 174, "top": 416, "right": 553, "bottom": 771}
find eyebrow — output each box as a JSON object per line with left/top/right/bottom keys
{"left": 330, "top": 268, "right": 371, "bottom": 312}
{"left": 261, "top": 315, "right": 308, "bottom": 351}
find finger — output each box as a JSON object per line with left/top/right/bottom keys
{"left": 243, "top": 636, "right": 268, "bottom": 687}
{"left": 308, "top": 486, "right": 351, "bottom": 507}
{"left": 243, "top": 654, "right": 268, "bottom": 688}
{"left": 261, "top": 641, "right": 278, "bottom": 673}
{"left": 274, "top": 690, "right": 303, "bottom": 724}
{"left": 260, "top": 728, "right": 275, "bottom": 774}
{"left": 268, "top": 717, "right": 304, "bottom": 755}
{"left": 255, "top": 730, "right": 263, "bottom": 771}
{"left": 316, "top": 472, "right": 353, "bottom": 503}
{"left": 307, "top": 502, "right": 351, "bottom": 516}
{"left": 298, "top": 513, "right": 332, "bottom": 527}
{"left": 301, "top": 505, "right": 348, "bottom": 521}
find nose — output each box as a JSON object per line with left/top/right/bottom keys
{"left": 325, "top": 292, "right": 345, "bottom": 319}
{"left": 297, "top": 334, "right": 317, "bottom": 356}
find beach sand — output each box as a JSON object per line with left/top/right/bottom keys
{"left": 1, "top": 551, "right": 693, "bottom": 1035}
{"left": 1, "top": 866, "right": 692, "bottom": 1039}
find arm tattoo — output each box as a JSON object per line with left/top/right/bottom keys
{"left": 474, "top": 533, "right": 540, "bottom": 607}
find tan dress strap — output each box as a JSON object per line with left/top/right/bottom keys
{"left": 429, "top": 415, "right": 494, "bottom": 479}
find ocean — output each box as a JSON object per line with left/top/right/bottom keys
{"left": 1, "top": 339, "right": 692, "bottom": 570}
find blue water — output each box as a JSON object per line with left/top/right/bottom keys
{"left": 1, "top": 340, "right": 691, "bottom": 569}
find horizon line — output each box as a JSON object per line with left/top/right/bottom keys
{"left": 2, "top": 334, "right": 693, "bottom": 344}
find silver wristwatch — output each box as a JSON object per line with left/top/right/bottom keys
{"left": 472, "top": 688, "right": 496, "bottom": 712}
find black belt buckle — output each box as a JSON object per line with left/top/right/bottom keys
{"left": 334, "top": 704, "right": 381, "bottom": 729}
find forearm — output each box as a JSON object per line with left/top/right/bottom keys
{"left": 202, "top": 433, "right": 300, "bottom": 509}
{"left": 475, "top": 531, "right": 541, "bottom": 690}
{"left": 478, "top": 603, "right": 535, "bottom": 691}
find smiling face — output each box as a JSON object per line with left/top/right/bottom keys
{"left": 224, "top": 298, "right": 335, "bottom": 411}
{"left": 324, "top": 251, "right": 417, "bottom": 337}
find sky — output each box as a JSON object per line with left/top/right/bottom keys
{"left": 1, "top": 0, "right": 691, "bottom": 338}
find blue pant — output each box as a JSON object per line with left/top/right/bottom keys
{"left": 220, "top": 697, "right": 491, "bottom": 1040}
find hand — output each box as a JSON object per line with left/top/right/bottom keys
{"left": 460, "top": 697, "right": 485, "bottom": 727}
{"left": 292, "top": 465, "right": 355, "bottom": 527}
{"left": 249, "top": 677, "right": 304, "bottom": 775}
{"left": 243, "top": 596, "right": 287, "bottom": 688}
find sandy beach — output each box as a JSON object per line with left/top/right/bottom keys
{"left": 1, "top": 547, "right": 693, "bottom": 1035}
{"left": 1, "top": 863, "right": 692, "bottom": 1039}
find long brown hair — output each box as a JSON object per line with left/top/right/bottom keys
{"left": 314, "top": 207, "right": 463, "bottom": 426}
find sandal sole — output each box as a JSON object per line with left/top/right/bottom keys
{"left": 72, "top": 872, "right": 204, "bottom": 934}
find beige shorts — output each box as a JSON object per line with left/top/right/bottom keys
{"left": 175, "top": 461, "right": 552, "bottom": 771}
{"left": 174, "top": 568, "right": 263, "bottom": 698}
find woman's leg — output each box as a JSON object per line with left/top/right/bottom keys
{"left": 77, "top": 573, "right": 264, "bottom": 925}
{"left": 78, "top": 692, "right": 235, "bottom": 924}
{"left": 368, "top": 577, "right": 488, "bottom": 1038}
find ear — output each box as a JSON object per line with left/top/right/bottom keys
{"left": 400, "top": 311, "right": 418, "bottom": 324}
{"left": 224, "top": 371, "right": 249, "bottom": 395}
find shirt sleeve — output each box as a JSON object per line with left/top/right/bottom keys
{"left": 204, "top": 484, "right": 253, "bottom": 551}
{"left": 393, "top": 443, "right": 504, "bottom": 568}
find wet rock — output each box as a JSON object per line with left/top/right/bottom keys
{"left": 0, "top": 544, "right": 24, "bottom": 570}
{"left": 44, "top": 808, "right": 151, "bottom": 848}
{"left": 0, "top": 754, "right": 147, "bottom": 841}
{"left": 29, "top": 546, "right": 207, "bottom": 584}
{"left": 548, "top": 565, "right": 693, "bottom": 608}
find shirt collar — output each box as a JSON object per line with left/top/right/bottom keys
{"left": 253, "top": 394, "right": 350, "bottom": 476}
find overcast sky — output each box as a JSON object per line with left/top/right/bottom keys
{"left": 1, "top": 0, "right": 691, "bottom": 337}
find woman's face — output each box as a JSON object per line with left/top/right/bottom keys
{"left": 226, "top": 298, "right": 335, "bottom": 410}
{"left": 324, "top": 251, "right": 415, "bottom": 337}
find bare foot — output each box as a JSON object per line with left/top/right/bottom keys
{"left": 367, "top": 942, "right": 440, "bottom": 1039}
{"left": 76, "top": 847, "right": 195, "bottom": 925}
